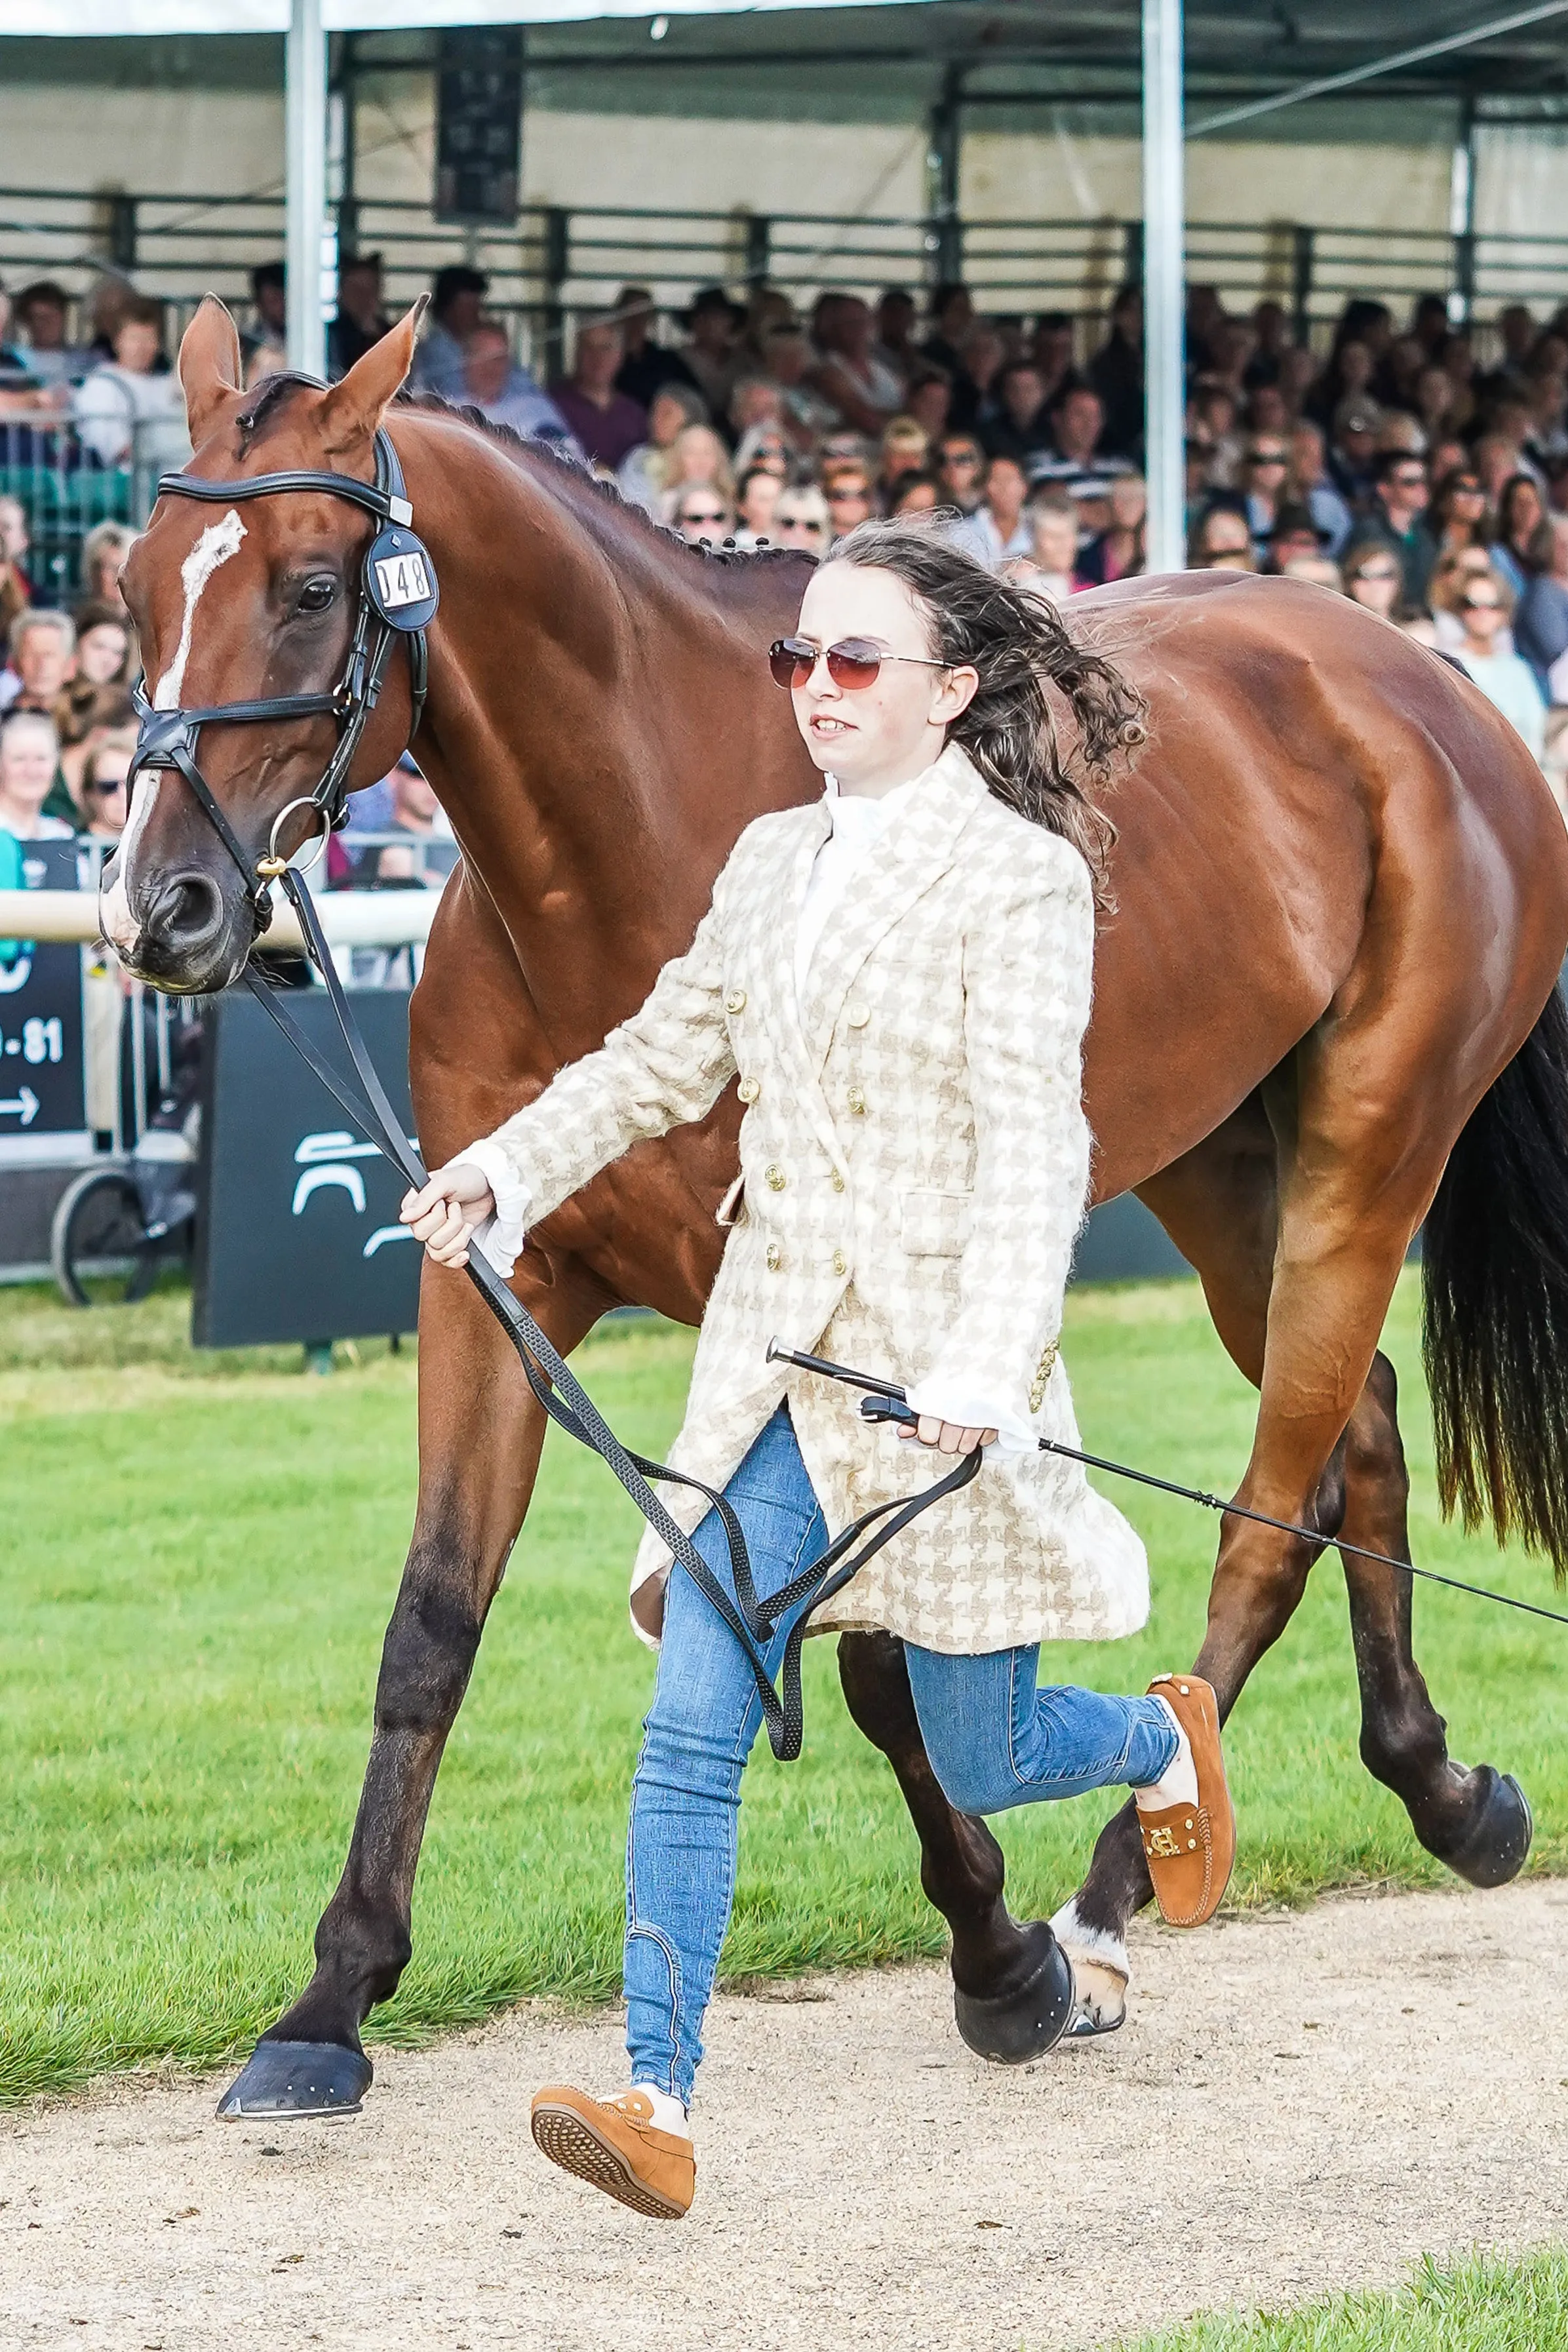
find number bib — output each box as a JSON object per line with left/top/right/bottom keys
{"left": 364, "top": 526, "right": 441, "bottom": 631}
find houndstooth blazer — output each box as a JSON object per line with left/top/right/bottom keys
{"left": 472, "top": 742, "right": 1148, "bottom": 1655}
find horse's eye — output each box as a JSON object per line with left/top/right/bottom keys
{"left": 298, "top": 576, "right": 336, "bottom": 614}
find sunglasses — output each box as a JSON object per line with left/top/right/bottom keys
{"left": 88, "top": 777, "right": 128, "bottom": 795}
{"left": 826, "top": 486, "right": 869, "bottom": 505}
{"left": 680, "top": 507, "right": 727, "bottom": 526}
{"left": 1355, "top": 565, "right": 1400, "bottom": 583}
{"left": 768, "top": 636, "right": 948, "bottom": 690}
{"left": 1460, "top": 595, "right": 1502, "bottom": 613}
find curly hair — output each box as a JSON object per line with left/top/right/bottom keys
{"left": 827, "top": 516, "right": 1145, "bottom": 902}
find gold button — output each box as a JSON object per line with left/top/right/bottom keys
{"left": 831, "top": 1169, "right": 846, "bottom": 1192}
{"left": 766, "top": 1242, "right": 782, "bottom": 1271}
{"left": 847, "top": 1004, "right": 870, "bottom": 1029}
{"left": 847, "top": 1086, "right": 867, "bottom": 1116}
{"left": 832, "top": 1249, "right": 848, "bottom": 1277}
{"left": 765, "top": 1164, "right": 786, "bottom": 1191}
{"left": 726, "top": 989, "right": 747, "bottom": 1015}
{"left": 737, "top": 1076, "right": 760, "bottom": 1104}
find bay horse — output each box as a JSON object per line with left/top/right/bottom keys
{"left": 106, "top": 300, "right": 1568, "bottom": 2099}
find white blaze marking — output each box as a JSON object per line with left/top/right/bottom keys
{"left": 153, "top": 507, "right": 246, "bottom": 709}
{"left": 105, "top": 507, "right": 247, "bottom": 951}
{"left": 100, "top": 769, "right": 163, "bottom": 952}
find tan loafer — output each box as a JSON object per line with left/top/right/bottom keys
{"left": 1136, "top": 1674, "right": 1235, "bottom": 1928}
{"left": 530, "top": 2085, "right": 696, "bottom": 2221}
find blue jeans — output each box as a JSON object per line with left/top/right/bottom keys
{"left": 623, "top": 1406, "right": 1177, "bottom": 2107}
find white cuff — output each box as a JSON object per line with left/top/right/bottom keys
{"left": 903, "top": 1375, "right": 1038, "bottom": 1457}
{"left": 460, "top": 1139, "right": 530, "bottom": 1279}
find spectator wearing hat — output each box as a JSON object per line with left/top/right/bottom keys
{"left": 679, "top": 288, "right": 743, "bottom": 421}
{"left": 1286, "top": 421, "right": 1352, "bottom": 555}
{"left": 416, "top": 267, "right": 490, "bottom": 400}
{"left": 549, "top": 317, "right": 647, "bottom": 473}
{"left": 1343, "top": 450, "right": 1438, "bottom": 610}
{"left": 1265, "top": 502, "right": 1329, "bottom": 575}
{"left": 328, "top": 254, "right": 393, "bottom": 380}
{"left": 613, "top": 286, "right": 700, "bottom": 412}
{"left": 12, "top": 281, "right": 88, "bottom": 385}
{"left": 1328, "top": 398, "right": 1382, "bottom": 506}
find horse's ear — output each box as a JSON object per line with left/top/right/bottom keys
{"left": 319, "top": 298, "right": 428, "bottom": 454}
{"left": 178, "top": 296, "right": 243, "bottom": 445}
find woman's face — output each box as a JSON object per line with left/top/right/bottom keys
{"left": 649, "top": 393, "right": 688, "bottom": 448}
{"left": 675, "top": 490, "right": 730, "bottom": 545}
{"left": 673, "top": 427, "right": 722, "bottom": 486}
{"left": 892, "top": 479, "right": 938, "bottom": 517}
{"left": 77, "top": 621, "right": 128, "bottom": 686}
{"left": 1507, "top": 482, "right": 1544, "bottom": 544}
{"left": 788, "top": 562, "right": 976, "bottom": 788}
{"left": 739, "top": 473, "right": 781, "bottom": 534}
{"left": 770, "top": 501, "right": 828, "bottom": 556}
{"left": 1339, "top": 342, "right": 1373, "bottom": 389}
{"left": 1029, "top": 509, "right": 1080, "bottom": 576}
{"left": 1347, "top": 556, "right": 1400, "bottom": 617}
{"left": 114, "top": 320, "right": 160, "bottom": 374}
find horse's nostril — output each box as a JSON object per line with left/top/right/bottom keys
{"left": 149, "top": 871, "right": 225, "bottom": 952}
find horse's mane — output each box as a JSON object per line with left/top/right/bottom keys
{"left": 404, "top": 391, "right": 808, "bottom": 578}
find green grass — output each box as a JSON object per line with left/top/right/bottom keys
{"left": 2, "top": 1268, "right": 1563, "bottom": 2104}
{"left": 1122, "top": 2248, "right": 1568, "bottom": 2349}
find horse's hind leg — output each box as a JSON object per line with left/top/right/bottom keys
{"left": 1339, "top": 1354, "right": 1533, "bottom": 1888}
{"left": 216, "top": 1257, "right": 604, "bottom": 2118}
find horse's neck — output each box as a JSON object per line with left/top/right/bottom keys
{"left": 399, "top": 416, "right": 810, "bottom": 966}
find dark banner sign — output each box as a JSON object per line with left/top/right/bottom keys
{"left": 193, "top": 988, "right": 420, "bottom": 1348}
{"left": 0, "top": 838, "right": 87, "bottom": 1144}
{"left": 435, "top": 28, "right": 522, "bottom": 225}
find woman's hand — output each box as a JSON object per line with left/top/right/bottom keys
{"left": 399, "top": 1161, "right": 496, "bottom": 1268}
{"left": 899, "top": 1415, "right": 997, "bottom": 1455}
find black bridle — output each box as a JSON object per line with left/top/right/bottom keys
{"left": 126, "top": 418, "right": 979, "bottom": 1760}
{"left": 128, "top": 416, "right": 435, "bottom": 934}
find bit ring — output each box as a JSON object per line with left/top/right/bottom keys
{"left": 258, "top": 796, "right": 332, "bottom": 882}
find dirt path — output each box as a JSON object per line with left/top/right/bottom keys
{"left": 5, "top": 1880, "right": 1568, "bottom": 2352}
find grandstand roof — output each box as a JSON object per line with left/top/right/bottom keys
{"left": 8, "top": 1, "right": 1568, "bottom": 127}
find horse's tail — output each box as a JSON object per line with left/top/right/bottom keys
{"left": 1422, "top": 983, "right": 1568, "bottom": 1579}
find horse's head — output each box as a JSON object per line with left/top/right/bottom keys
{"left": 104, "top": 296, "right": 423, "bottom": 992}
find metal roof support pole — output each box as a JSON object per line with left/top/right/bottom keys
{"left": 1143, "top": 0, "right": 1185, "bottom": 575}
{"left": 286, "top": 0, "right": 328, "bottom": 378}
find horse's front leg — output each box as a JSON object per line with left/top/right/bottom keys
{"left": 217, "top": 1256, "right": 602, "bottom": 2117}
{"left": 837, "top": 1632, "right": 1074, "bottom": 2062}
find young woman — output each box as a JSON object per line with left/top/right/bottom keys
{"left": 401, "top": 526, "right": 1234, "bottom": 2223}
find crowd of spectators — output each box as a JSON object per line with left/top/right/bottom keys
{"left": 8, "top": 257, "right": 1568, "bottom": 876}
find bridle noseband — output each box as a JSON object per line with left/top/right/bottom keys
{"left": 128, "top": 403, "right": 438, "bottom": 931}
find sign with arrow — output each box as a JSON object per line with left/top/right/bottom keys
{"left": 0, "top": 842, "right": 87, "bottom": 1152}
{"left": 0, "top": 1084, "right": 40, "bottom": 1127}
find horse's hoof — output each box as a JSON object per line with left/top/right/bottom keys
{"left": 215, "top": 2038, "right": 372, "bottom": 2120}
{"left": 953, "top": 1922, "right": 1074, "bottom": 2065}
{"left": 1063, "top": 1953, "right": 1129, "bottom": 2037}
{"left": 1442, "top": 1766, "right": 1533, "bottom": 1890}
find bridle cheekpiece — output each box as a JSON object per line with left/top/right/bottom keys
{"left": 128, "top": 395, "right": 438, "bottom": 931}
